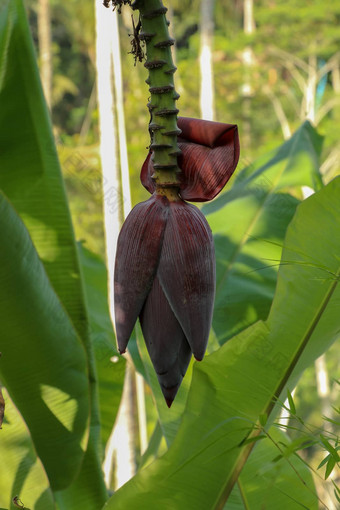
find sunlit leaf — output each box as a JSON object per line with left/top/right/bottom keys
{"left": 0, "top": 1, "right": 108, "bottom": 506}
{"left": 0, "top": 192, "right": 89, "bottom": 491}
{"left": 0, "top": 390, "right": 54, "bottom": 510}
{"left": 320, "top": 434, "right": 340, "bottom": 460}
{"left": 287, "top": 389, "right": 296, "bottom": 415}
{"left": 325, "top": 457, "right": 336, "bottom": 480}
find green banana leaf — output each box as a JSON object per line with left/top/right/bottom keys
{"left": 0, "top": 0, "right": 86, "bottom": 343}
{"left": 77, "top": 243, "right": 126, "bottom": 448}
{"left": 203, "top": 121, "right": 323, "bottom": 344}
{"left": 54, "top": 432, "right": 107, "bottom": 510}
{"left": 0, "top": 193, "right": 89, "bottom": 492}
{"left": 0, "top": 390, "right": 54, "bottom": 510}
{"left": 0, "top": 1, "right": 107, "bottom": 506}
{"left": 103, "top": 177, "right": 340, "bottom": 510}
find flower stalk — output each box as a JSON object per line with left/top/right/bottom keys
{"left": 131, "top": 0, "right": 181, "bottom": 197}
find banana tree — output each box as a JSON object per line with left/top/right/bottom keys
{"left": 0, "top": 1, "right": 339, "bottom": 510}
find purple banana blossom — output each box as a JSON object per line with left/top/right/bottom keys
{"left": 114, "top": 117, "right": 239, "bottom": 407}
{"left": 141, "top": 117, "right": 240, "bottom": 201}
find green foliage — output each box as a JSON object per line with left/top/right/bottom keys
{"left": 0, "top": 0, "right": 86, "bottom": 343}
{"left": 1, "top": 1, "right": 339, "bottom": 509}
{"left": 0, "top": 392, "right": 55, "bottom": 510}
{"left": 27, "top": 0, "right": 95, "bottom": 135}
{"left": 59, "top": 144, "right": 106, "bottom": 256}
{"left": 226, "top": 427, "right": 318, "bottom": 509}
{"left": 0, "top": 0, "right": 91, "bottom": 492}
{"left": 255, "top": 0, "right": 340, "bottom": 58}
{"left": 0, "top": 191, "right": 89, "bottom": 492}
{"left": 0, "top": 1, "right": 122, "bottom": 507}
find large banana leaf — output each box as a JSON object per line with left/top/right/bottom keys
{"left": 0, "top": 192, "right": 89, "bottom": 491}
{"left": 0, "top": 1, "right": 107, "bottom": 506}
{"left": 0, "top": 0, "right": 86, "bottom": 342}
{"left": 103, "top": 177, "right": 340, "bottom": 510}
{"left": 203, "top": 121, "right": 323, "bottom": 344}
{"left": 0, "top": 390, "right": 54, "bottom": 510}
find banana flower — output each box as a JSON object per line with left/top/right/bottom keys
{"left": 114, "top": 117, "right": 239, "bottom": 406}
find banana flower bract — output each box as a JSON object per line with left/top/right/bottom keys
{"left": 114, "top": 117, "right": 239, "bottom": 406}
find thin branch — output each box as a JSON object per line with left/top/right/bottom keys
{"left": 315, "top": 97, "right": 340, "bottom": 125}
{"left": 320, "top": 146, "right": 340, "bottom": 178}
{"left": 268, "top": 49, "right": 306, "bottom": 94}
{"left": 269, "top": 47, "right": 309, "bottom": 73}
{"left": 316, "top": 52, "right": 340, "bottom": 82}
{"left": 264, "top": 85, "right": 291, "bottom": 139}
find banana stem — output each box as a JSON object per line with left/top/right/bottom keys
{"left": 132, "top": 0, "right": 181, "bottom": 195}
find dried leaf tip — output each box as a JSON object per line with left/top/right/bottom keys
{"left": 103, "top": 0, "right": 132, "bottom": 12}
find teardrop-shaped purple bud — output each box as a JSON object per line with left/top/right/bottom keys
{"left": 140, "top": 276, "right": 191, "bottom": 407}
{"left": 157, "top": 200, "right": 215, "bottom": 361}
{"left": 114, "top": 195, "right": 169, "bottom": 354}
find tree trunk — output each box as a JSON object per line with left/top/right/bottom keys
{"left": 315, "top": 354, "right": 333, "bottom": 431}
{"left": 242, "top": 0, "right": 255, "bottom": 148}
{"left": 264, "top": 86, "right": 291, "bottom": 140}
{"left": 305, "top": 54, "right": 317, "bottom": 123}
{"left": 199, "top": 0, "right": 215, "bottom": 121}
{"left": 95, "top": 1, "right": 121, "bottom": 297}
{"left": 103, "top": 361, "right": 137, "bottom": 488}
{"left": 37, "top": 0, "right": 52, "bottom": 109}
{"left": 332, "top": 63, "right": 340, "bottom": 93}
{"left": 110, "top": 10, "right": 132, "bottom": 218}
{"left": 79, "top": 82, "right": 97, "bottom": 145}
{"left": 110, "top": 8, "right": 147, "bottom": 460}
{"left": 95, "top": 0, "right": 136, "bottom": 488}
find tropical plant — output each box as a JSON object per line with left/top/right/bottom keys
{"left": 0, "top": 1, "right": 339, "bottom": 509}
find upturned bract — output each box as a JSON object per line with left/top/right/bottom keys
{"left": 114, "top": 117, "right": 239, "bottom": 406}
